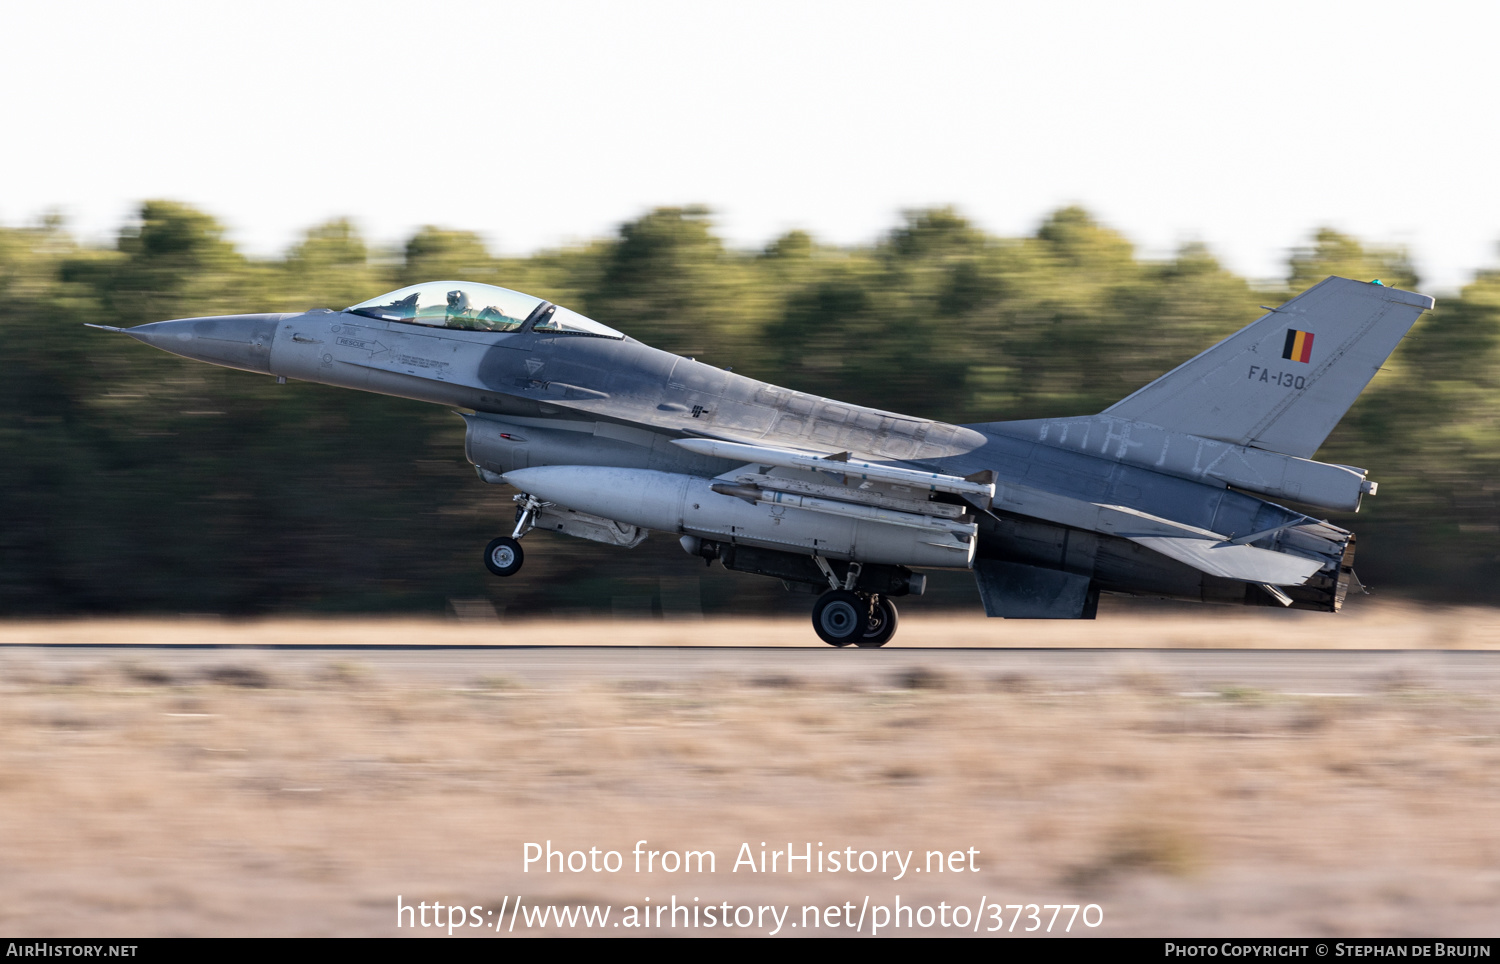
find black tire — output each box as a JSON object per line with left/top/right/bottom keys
{"left": 812, "top": 589, "right": 865, "bottom": 647}
{"left": 484, "top": 536, "right": 524, "bottom": 577}
{"left": 856, "top": 596, "right": 898, "bottom": 648}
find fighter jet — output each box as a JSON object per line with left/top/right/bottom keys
{"left": 90, "top": 277, "right": 1433, "bottom": 646}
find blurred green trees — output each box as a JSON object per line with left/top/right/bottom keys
{"left": 1, "top": 201, "right": 1496, "bottom": 615}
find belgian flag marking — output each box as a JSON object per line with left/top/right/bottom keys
{"left": 1282, "top": 329, "right": 1315, "bottom": 364}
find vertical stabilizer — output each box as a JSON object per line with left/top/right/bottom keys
{"left": 1104, "top": 278, "right": 1433, "bottom": 458}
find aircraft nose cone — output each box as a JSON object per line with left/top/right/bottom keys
{"left": 123, "top": 318, "right": 197, "bottom": 350}
{"left": 125, "top": 314, "right": 282, "bottom": 374}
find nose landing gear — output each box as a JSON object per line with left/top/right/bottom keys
{"left": 484, "top": 536, "right": 524, "bottom": 576}
{"left": 483, "top": 493, "right": 549, "bottom": 578}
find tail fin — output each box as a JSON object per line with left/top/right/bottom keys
{"left": 1104, "top": 278, "right": 1434, "bottom": 458}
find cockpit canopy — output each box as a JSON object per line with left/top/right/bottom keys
{"left": 346, "top": 281, "right": 623, "bottom": 338}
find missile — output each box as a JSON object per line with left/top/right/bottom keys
{"left": 670, "top": 438, "right": 995, "bottom": 503}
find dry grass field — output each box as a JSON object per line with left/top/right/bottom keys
{"left": 2, "top": 603, "right": 1499, "bottom": 937}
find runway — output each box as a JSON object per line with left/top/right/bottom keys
{"left": 5, "top": 640, "right": 1500, "bottom": 694}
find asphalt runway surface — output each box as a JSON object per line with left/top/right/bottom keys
{"left": 5, "top": 643, "right": 1498, "bottom": 695}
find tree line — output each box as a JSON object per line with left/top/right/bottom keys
{"left": 2, "top": 202, "right": 1495, "bottom": 616}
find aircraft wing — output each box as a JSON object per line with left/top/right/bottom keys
{"left": 677, "top": 439, "right": 1323, "bottom": 586}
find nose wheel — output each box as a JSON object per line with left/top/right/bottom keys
{"left": 812, "top": 590, "right": 899, "bottom": 648}
{"left": 484, "top": 536, "right": 524, "bottom": 577}
{"left": 482, "top": 493, "right": 548, "bottom": 578}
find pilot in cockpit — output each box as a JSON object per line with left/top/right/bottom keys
{"left": 446, "top": 289, "right": 474, "bottom": 325}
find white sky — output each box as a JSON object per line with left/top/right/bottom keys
{"left": 2, "top": 0, "right": 1496, "bottom": 292}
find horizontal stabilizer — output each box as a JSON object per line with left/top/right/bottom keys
{"left": 985, "top": 478, "right": 1326, "bottom": 585}
{"left": 1105, "top": 277, "right": 1433, "bottom": 458}
{"left": 982, "top": 414, "right": 1374, "bottom": 511}
{"left": 1126, "top": 535, "right": 1323, "bottom": 585}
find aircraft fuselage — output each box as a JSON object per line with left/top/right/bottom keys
{"left": 106, "top": 276, "right": 1430, "bottom": 643}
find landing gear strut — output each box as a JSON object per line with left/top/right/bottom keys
{"left": 809, "top": 556, "right": 900, "bottom": 647}
{"left": 811, "top": 589, "right": 899, "bottom": 648}
{"left": 859, "top": 595, "right": 899, "bottom": 648}
{"left": 483, "top": 493, "right": 548, "bottom": 578}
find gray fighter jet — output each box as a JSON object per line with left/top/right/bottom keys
{"left": 90, "top": 277, "right": 1433, "bottom": 646}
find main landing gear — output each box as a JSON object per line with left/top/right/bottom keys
{"left": 483, "top": 494, "right": 548, "bottom": 578}
{"left": 809, "top": 558, "right": 899, "bottom": 648}
{"left": 812, "top": 589, "right": 898, "bottom": 648}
